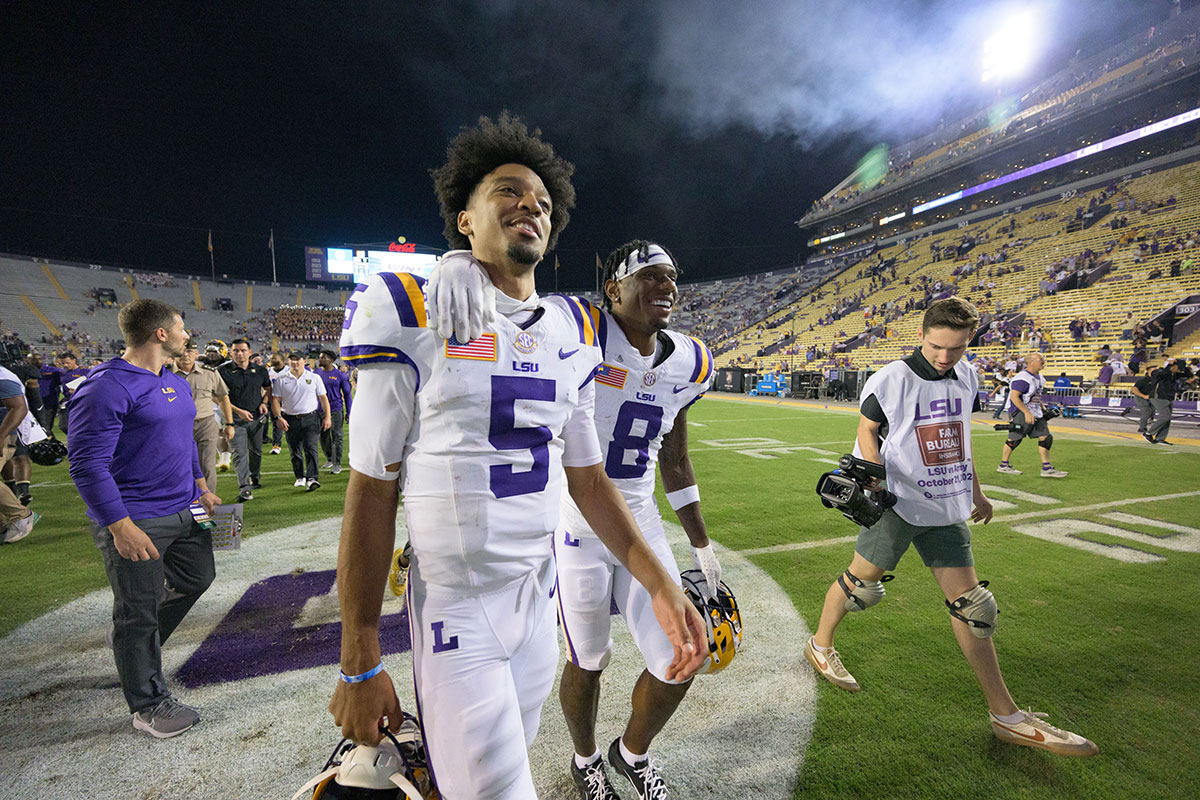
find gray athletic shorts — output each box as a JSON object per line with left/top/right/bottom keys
{"left": 1007, "top": 412, "right": 1049, "bottom": 441}
{"left": 855, "top": 508, "right": 974, "bottom": 570}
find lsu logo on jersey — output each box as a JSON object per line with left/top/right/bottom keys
{"left": 595, "top": 363, "right": 628, "bottom": 389}
{"left": 162, "top": 386, "right": 178, "bottom": 403}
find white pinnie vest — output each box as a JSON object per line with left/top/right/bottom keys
{"left": 855, "top": 359, "right": 979, "bottom": 526}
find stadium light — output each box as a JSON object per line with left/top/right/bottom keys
{"left": 981, "top": 9, "right": 1040, "bottom": 83}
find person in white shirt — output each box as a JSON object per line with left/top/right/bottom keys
{"left": 804, "top": 298, "right": 1097, "bottom": 758}
{"left": 329, "top": 113, "right": 705, "bottom": 800}
{"left": 996, "top": 352, "right": 1067, "bottom": 478}
{"left": 269, "top": 351, "right": 330, "bottom": 491}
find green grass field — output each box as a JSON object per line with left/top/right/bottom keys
{"left": 2, "top": 399, "right": 1198, "bottom": 799}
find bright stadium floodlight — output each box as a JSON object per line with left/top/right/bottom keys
{"left": 981, "top": 9, "right": 1039, "bottom": 83}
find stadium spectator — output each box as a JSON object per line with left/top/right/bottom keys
{"left": 0, "top": 364, "right": 40, "bottom": 543}
{"left": 315, "top": 350, "right": 352, "bottom": 475}
{"left": 1053, "top": 373, "right": 1072, "bottom": 389}
{"left": 270, "top": 351, "right": 330, "bottom": 491}
{"left": 219, "top": 339, "right": 272, "bottom": 502}
{"left": 171, "top": 342, "right": 234, "bottom": 494}
{"left": 68, "top": 298, "right": 220, "bottom": 738}
{"left": 804, "top": 298, "right": 1097, "bottom": 757}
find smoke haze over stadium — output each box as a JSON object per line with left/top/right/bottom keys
{"left": 2, "top": 0, "right": 1193, "bottom": 288}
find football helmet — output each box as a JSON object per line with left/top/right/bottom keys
{"left": 291, "top": 713, "right": 438, "bottom": 800}
{"left": 206, "top": 339, "right": 229, "bottom": 360}
{"left": 680, "top": 569, "right": 743, "bottom": 674}
{"left": 28, "top": 436, "right": 68, "bottom": 466}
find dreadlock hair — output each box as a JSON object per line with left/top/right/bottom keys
{"left": 431, "top": 111, "right": 576, "bottom": 252}
{"left": 600, "top": 240, "right": 681, "bottom": 311}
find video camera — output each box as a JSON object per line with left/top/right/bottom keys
{"left": 993, "top": 403, "right": 1061, "bottom": 432}
{"left": 815, "top": 454, "right": 898, "bottom": 528}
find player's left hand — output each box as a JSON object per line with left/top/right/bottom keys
{"left": 199, "top": 490, "right": 221, "bottom": 514}
{"left": 652, "top": 584, "right": 708, "bottom": 682}
{"left": 690, "top": 543, "right": 722, "bottom": 600}
{"left": 427, "top": 249, "right": 496, "bottom": 342}
{"left": 971, "top": 495, "right": 993, "bottom": 524}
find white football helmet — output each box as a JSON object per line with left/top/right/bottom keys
{"left": 291, "top": 713, "right": 438, "bottom": 800}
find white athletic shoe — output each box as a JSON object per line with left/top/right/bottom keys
{"left": 996, "top": 464, "right": 1022, "bottom": 475}
{"left": 294, "top": 478, "right": 307, "bottom": 488}
{"left": 1040, "top": 467, "right": 1068, "bottom": 478}
{"left": 990, "top": 709, "right": 1098, "bottom": 757}
{"left": 804, "top": 635, "right": 860, "bottom": 692}
{"left": 2, "top": 511, "right": 40, "bottom": 543}
{"left": 270, "top": 446, "right": 281, "bottom": 455}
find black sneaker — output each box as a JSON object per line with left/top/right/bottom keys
{"left": 571, "top": 756, "right": 620, "bottom": 800}
{"left": 306, "top": 479, "right": 320, "bottom": 492}
{"left": 608, "top": 738, "right": 669, "bottom": 799}
{"left": 238, "top": 490, "right": 253, "bottom": 501}
{"left": 1143, "top": 433, "right": 1156, "bottom": 444}
{"left": 250, "top": 479, "right": 263, "bottom": 489}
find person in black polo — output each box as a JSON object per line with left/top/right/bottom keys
{"left": 1144, "top": 359, "right": 1197, "bottom": 446}
{"left": 218, "top": 339, "right": 273, "bottom": 501}
{"left": 270, "top": 351, "right": 330, "bottom": 491}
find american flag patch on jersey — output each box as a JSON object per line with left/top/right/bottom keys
{"left": 445, "top": 333, "right": 498, "bottom": 361}
{"left": 595, "top": 363, "right": 628, "bottom": 389}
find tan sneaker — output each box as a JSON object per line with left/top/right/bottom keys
{"left": 804, "top": 636, "right": 860, "bottom": 692}
{"left": 990, "top": 709, "right": 1098, "bottom": 757}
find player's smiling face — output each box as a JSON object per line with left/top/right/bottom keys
{"left": 918, "top": 325, "right": 971, "bottom": 375}
{"left": 458, "top": 163, "right": 551, "bottom": 269}
{"left": 609, "top": 264, "right": 678, "bottom": 335}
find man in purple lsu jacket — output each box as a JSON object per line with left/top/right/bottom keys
{"left": 69, "top": 299, "right": 223, "bottom": 739}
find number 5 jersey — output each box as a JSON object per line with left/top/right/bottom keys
{"left": 340, "top": 271, "right": 604, "bottom": 594}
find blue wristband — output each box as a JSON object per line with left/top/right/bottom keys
{"left": 339, "top": 662, "right": 384, "bottom": 684}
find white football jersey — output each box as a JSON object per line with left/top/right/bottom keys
{"left": 1005, "top": 369, "right": 1045, "bottom": 418}
{"left": 341, "top": 272, "right": 603, "bottom": 593}
{"left": 856, "top": 359, "right": 979, "bottom": 526}
{"left": 561, "top": 303, "right": 714, "bottom": 537}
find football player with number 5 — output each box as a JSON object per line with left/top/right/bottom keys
{"left": 330, "top": 113, "right": 706, "bottom": 800}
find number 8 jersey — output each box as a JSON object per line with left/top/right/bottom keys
{"left": 340, "top": 272, "right": 603, "bottom": 594}
{"left": 560, "top": 302, "right": 714, "bottom": 538}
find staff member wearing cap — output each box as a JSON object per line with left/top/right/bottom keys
{"left": 171, "top": 341, "right": 234, "bottom": 493}
{"left": 270, "top": 351, "right": 330, "bottom": 491}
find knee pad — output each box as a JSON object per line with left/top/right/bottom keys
{"left": 1039, "top": 433, "right": 1053, "bottom": 450}
{"left": 838, "top": 569, "right": 894, "bottom": 612}
{"left": 946, "top": 581, "right": 998, "bottom": 638}
{"left": 1005, "top": 437, "right": 1022, "bottom": 450}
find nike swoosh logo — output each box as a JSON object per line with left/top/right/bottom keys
{"left": 168, "top": 396, "right": 177, "bottom": 402}
{"left": 814, "top": 652, "right": 828, "bottom": 670}
{"left": 559, "top": 348, "right": 578, "bottom": 359}
{"left": 994, "top": 722, "right": 1045, "bottom": 742}
{"left": 673, "top": 385, "right": 690, "bottom": 393}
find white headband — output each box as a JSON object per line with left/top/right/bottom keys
{"left": 613, "top": 244, "right": 675, "bottom": 281}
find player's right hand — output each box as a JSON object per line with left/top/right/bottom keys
{"left": 110, "top": 523, "right": 160, "bottom": 561}
{"left": 652, "top": 584, "right": 708, "bottom": 682}
{"left": 1024, "top": 413, "right": 1035, "bottom": 425}
{"left": 329, "top": 669, "right": 403, "bottom": 746}
{"left": 427, "top": 249, "right": 496, "bottom": 342}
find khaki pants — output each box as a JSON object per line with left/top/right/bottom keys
{"left": 0, "top": 436, "right": 30, "bottom": 525}
{"left": 193, "top": 416, "right": 219, "bottom": 492}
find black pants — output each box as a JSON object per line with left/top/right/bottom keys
{"left": 91, "top": 509, "right": 215, "bottom": 713}
{"left": 320, "top": 408, "right": 345, "bottom": 465}
{"left": 284, "top": 411, "right": 321, "bottom": 481}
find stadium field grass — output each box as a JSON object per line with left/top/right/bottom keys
{"left": 2, "top": 399, "right": 1198, "bottom": 798}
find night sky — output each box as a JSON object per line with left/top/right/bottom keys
{"left": 2, "top": 0, "right": 1191, "bottom": 291}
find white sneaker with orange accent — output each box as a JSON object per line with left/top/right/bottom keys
{"left": 990, "top": 709, "right": 1098, "bottom": 756}
{"left": 804, "top": 636, "right": 860, "bottom": 692}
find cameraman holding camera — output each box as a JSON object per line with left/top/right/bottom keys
{"left": 996, "top": 352, "right": 1067, "bottom": 477}
{"left": 805, "top": 298, "right": 1097, "bottom": 757}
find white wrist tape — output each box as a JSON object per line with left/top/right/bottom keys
{"left": 665, "top": 485, "right": 700, "bottom": 510}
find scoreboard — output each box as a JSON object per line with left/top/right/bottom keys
{"left": 305, "top": 242, "right": 440, "bottom": 283}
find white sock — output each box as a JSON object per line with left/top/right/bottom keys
{"left": 574, "top": 749, "right": 601, "bottom": 769}
{"left": 619, "top": 738, "right": 647, "bottom": 765}
{"left": 811, "top": 639, "right": 830, "bottom": 653}
{"left": 994, "top": 710, "right": 1025, "bottom": 724}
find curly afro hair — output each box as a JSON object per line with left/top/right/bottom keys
{"left": 431, "top": 111, "right": 576, "bottom": 252}
{"left": 601, "top": 240, "right": 681, "bottom": 311}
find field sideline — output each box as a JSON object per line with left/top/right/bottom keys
{"left": 1, "top": 396, "right": 1197, "bottom": 799}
